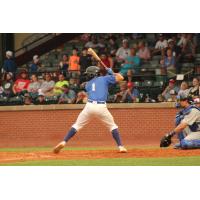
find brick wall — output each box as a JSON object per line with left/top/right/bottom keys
{"left": 0, "top": 104, "right": 177, "bottom": 148}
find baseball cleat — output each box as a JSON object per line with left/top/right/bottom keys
{"left": 53, "top": 141, "right": 66, "bottom": 154}
{"left": 118, "top": 146, "right": 127, "bottom": 153}
{"left": 173, "top": 143, "right": 181, "bottom": 149}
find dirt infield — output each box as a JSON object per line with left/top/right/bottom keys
{"left": 1, "top": 148, "right": 200, "bottom": 164}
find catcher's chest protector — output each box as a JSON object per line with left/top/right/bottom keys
{"left": 175, "top": 105, "right": 200, "bottom": 131}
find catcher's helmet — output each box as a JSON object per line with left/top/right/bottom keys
{"left": 84, "top": 66, "right": 100, "bottom": 80}
{"left": 178, "top": 93, "right": 194, "bottom": 104}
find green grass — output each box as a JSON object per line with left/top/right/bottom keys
{"left": 1, "top": 156, "right": 200, "bottom": 166}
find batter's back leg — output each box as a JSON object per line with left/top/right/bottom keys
{"left": 97, "top": 107, "right": 127, "bottom": 153}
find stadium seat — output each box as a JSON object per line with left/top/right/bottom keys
{"left": 181, "top": 63, "right": 194, "bottom": 68}
{"left": 45, "top": 96, "right": 59, "bottom": 104}
{"left": 150, "top": 60, "right": 159, "bottom": 68}
{"left": 141, "top": 63, "right": 150, "bottom": 69}
{"left": 42, "top": 61, "right": 51, "bottom": 68}
{"left": 195, "top": 53, "right": 200, "bottom": 58}
{"left": 133, "top": 81, "right": 141, "bottom": 87}
{"left": 153, "top": 81, "right": 164, "bottom": 87}
{"left": 142, "top": 80, "right": 153, "bottom": 87}
{"left": 0, "top": 96, "right": 8, "bottom": 106}
{"left": 7, "top": 96, "right": 23, "bottom": 105}
{"left": 44, "top": 67, "right": 58, "bottom": 72}
{"left": 152, "top": 55, "right": 162, "bottom": 60}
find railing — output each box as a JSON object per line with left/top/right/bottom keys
{"left": 22, "top": 33, "right": 48, "bottom": 47}
{"left": 14, "top": 33, "right": 82, "bottom": 66}
{"left": 15, "top": 33, "right": 55, "bottom": 57}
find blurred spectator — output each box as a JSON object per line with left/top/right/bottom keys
{"left": 181, "top": 33, "right": 196, "bottom": 62}
{"left": 153, "top": 34, "right": 168, "bottom": 56}
{"left": 2, "top": 72, "right": 14, "bottom": 97}
{"left": 81, "top": 33, "right": 90, "bottom": 42}
{"left": 113, "top": 82, "right": 128, "bottom": 103}
{"left": 107, "top": 36, "right": 118, "bottom": 56}
{"left": 30, "top": 55, "right": 40, "bottom": 74}
{"left": 160, "top": 48, "right": 176, "bottom": 75}
{"left": 159, "top": 79, "right": 179, "bottom": 102}
{"left": 76, "top": 91, "right": 87, "bottom": 104}
{"left": 116, "top": 39, "right": 131, "bottom": 65}
{"left": 38, "top": 73, "right": 55, "bottom": 96}
{"left": 125, "top": 82, "right": 140, "bottom": 103}
{"left": 58, "top": 85, "right": 76, "bottom": 104}
{"left": 2, "top": 51, "right": 17, "bottom": 75}
{"left": 188, "top": 77, "right": 200, "bottom": 99}
{"left": 53, "top": 74, "right": 69, "bottom": 96}
{"left": 24, "top": 95, "right": 32, "bottom": 105}
{"left": 100, "top": 53, "right": 114, "bottom": 68}
{"left": 0, "top": 81, "right": 4, "bottom": 96}
{"left": 120, "top": 48, "right": 140, "bottom": 77}
{"left": 177, "top": 81, "right": 189, "bottom": 97}
{"left": 167, "top": 38, "right": 182, "bottom": 73}
{"left": 12, "top": 70, "right": 30, "bottom": 96}
{"left": 85, "top": 35, "right": 99, "bottom": 49}
{"left": 34, "top": 93, "right": 46, "bottom": 105}
{"left": 127, "top": 70, "right": 134, "bottom": 82}
{"left": 79, "top": 48, "right": 92, "bottom": 73}
{"left": 177, "top": 33, "right": 187, "bottom": 47}
{"left": 97, "top": 36, "right": 106, "bottom": 51}
{"left": 58, "top": 54, "right": 69, "bottom": 77}
{"left": 138, "top": 41, "right": 151, "bottom": 62}
{"left": 131, "top": 33, "right": 144, "bottom": 40}
{"left": 28, "top": 74, "right": 41, "bottom": 99}
{"left": 69, "top": 78, "right": 79, "bottom": 92}
{"left": 68, "top": 48, "right": 80, "bottom": 78}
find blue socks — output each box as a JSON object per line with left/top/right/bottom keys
{"left": 64, "top": 127, "right": 77, "bottom": 142}
{"left": 111, "top": 129, "right": 122, "bottom": 146}
{"left": 64, "top": 127, "right": 123, "bottom": 147}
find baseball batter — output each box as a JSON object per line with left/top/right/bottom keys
{"left": 160, "top": 94, "right": 200, "bottom": 149}
{"left": 53, "top": 66, "right": 127, "bottom": 153}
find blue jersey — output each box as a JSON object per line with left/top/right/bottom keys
{"left": 85, "top": 75, "right": 116, "bottom": 101}
{"left": 3, "top": 59, "right": 17, "bottom": 73}
{"left": 30, "top": 63, "right": 38, "bottom": 73}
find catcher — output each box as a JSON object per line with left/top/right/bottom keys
{"left": 160, "top": 94, "right": 200, "bottom": 149}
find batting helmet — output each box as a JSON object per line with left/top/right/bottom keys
{"left": 84, "top": 66, "right": 100, "bottom": 80}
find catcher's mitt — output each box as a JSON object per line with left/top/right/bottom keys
{"left": 160, "top": 134, "right": 172, "bottom": 147}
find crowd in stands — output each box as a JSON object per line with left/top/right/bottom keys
{"left": 0, "top": 33, "right": 200, "bottom": 105}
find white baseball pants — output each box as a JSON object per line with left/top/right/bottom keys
{"left": 72, "top": 102, "right": 118, "bottom": 132}
{"left": 183, "top": 127, "right": 200, "bottom": 140}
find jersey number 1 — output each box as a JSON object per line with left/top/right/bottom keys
{"left": 92, "top": 83, "right": 96, "bottom": 91}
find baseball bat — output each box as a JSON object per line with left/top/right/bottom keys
{"left": 88, "top": 48, "right": 108, "bottom": 69}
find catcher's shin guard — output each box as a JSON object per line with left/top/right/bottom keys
{"left": 180, "top": 139, "right": 200, "bottom": 149}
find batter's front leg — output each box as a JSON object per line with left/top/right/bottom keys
{"left": 53, "top": 104, "right": 91, "bottom": 153}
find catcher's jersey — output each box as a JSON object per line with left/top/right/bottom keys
{"left": 182, "top": 108, "right": 200, "bottom": 127}
{"left": 85, "top": 75, "right": 116, "bottom": 102}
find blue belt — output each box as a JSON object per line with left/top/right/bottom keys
{"left": 88, "top": 99, "right": 106, "bottom": 104}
